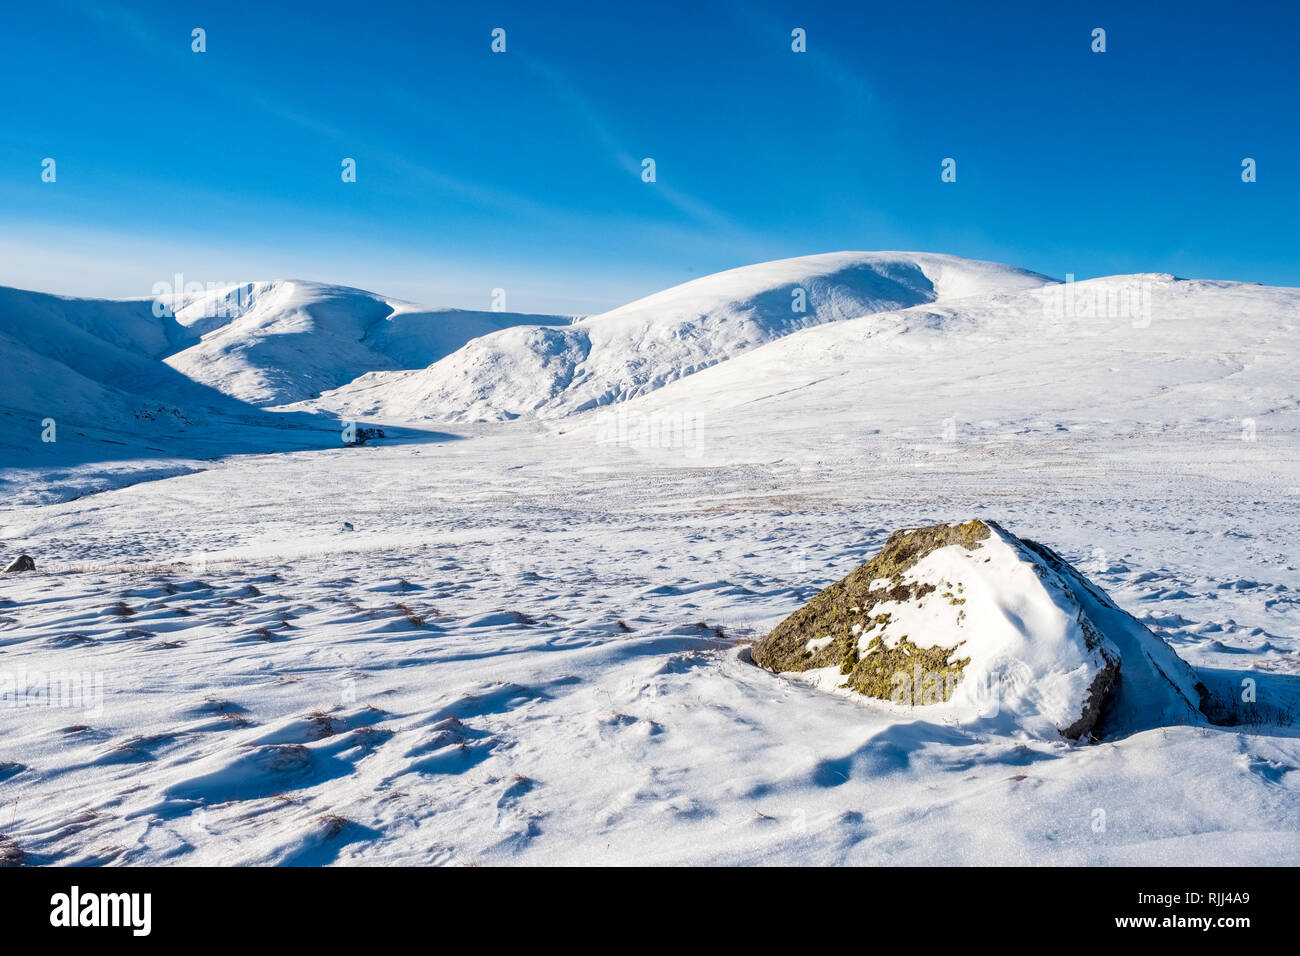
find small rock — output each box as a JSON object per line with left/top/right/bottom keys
{"left": 344, "top": 426, "right": 386, "bottom": 447}
{"left": 3, "top": 555, "right": 35, "bottom": 573}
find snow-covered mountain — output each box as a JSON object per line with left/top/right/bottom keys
{"left": 0, "top": 285, "right": 260, "bottom": 461}
{"left": 0, "top": 254, "right": 1054, "bottom": 475}
{"left": 0, "top": 279, "right": 568, "bottom": 497}
{"left": 301, "top": 252, "right": 1054, "bottom": 422}
{"left": 164, "top": 280, "right": 571, "bottom": 407}
{"left": 573, "top": 273, "right": 1300, "bottom": 464}
{"left": 6, "top": 258, "right": 1298, "bottom": 502}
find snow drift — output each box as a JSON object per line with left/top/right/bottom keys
{"left": 751, "top": 519, "right": 1207, "bottom": 740}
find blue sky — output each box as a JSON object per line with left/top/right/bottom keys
{"left": 1, "top": 0, "right": 1297, "bottom": 313}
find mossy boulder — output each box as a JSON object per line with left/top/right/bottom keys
{"left": 752, "top": 520, "right": 1207, "bottom": 741}
{"left": 753, "top": 520, "right": 989, "bottom": 684}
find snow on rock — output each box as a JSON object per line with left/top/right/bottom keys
{"left": 751, "top": 519, "right": 1206, "bottom": 740}
{"left": 306, "top": 252, "right": 1054, "bottom": 422}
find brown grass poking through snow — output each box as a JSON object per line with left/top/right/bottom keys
{"left": 317, "top": 814, "right": 349, "bottom": 839}
{"left": 395, "top": 602, "right": 425, "bottom": 627}
{"left": 0, "top": 836, "right": 24, "bottom": 866}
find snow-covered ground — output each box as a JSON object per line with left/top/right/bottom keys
{"left": 1, "top": 253, "right": 1298, "bottom": 865}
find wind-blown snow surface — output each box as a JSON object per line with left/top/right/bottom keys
{"left": 2, "top": 428, "right": 1298, "bottom": 866}
{"left": 305, "top": 252, "right": 1053, "bottom": 422}
{"left": 1, "top": 257, "right": 1299, "bottom": 866}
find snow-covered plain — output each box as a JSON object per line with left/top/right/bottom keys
{"left": 1, "top": 253, "right": 1299, "bottom": 866}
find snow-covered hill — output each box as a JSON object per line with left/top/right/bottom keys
{"left": 0, "top": 285, "right": 284, "bottom": 475}
{"left": 303, "top": 252, "right": 1054, "bottom": 422}
{"left": 0, "top": 280, "right": 566, "bottom": 500}
{"left": 574, "top": 274, "right": 1300, "bottom": 465}
{"left": 164, "top": 280, "right": 571, "bottom": 407}
{"left": 0, "top": 255, "right": 1050, "bottom": 455}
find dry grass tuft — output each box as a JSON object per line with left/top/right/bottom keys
{"left": 317, "top": 814, "right": 349, "bottom": 839}
{"left": 0, "top": 836, "right": 25, "bottom": 866}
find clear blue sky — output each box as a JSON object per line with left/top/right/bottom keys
{"left": 1, "top": 0, "right": 1297, "bottom": 313}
